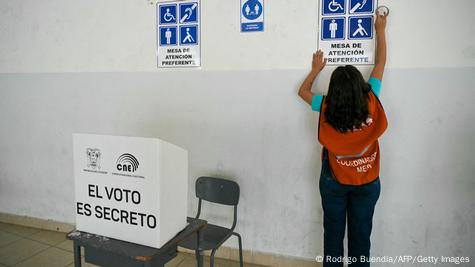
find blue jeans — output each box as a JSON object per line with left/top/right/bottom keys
{"left": 319, "top": 151, "right": 380, "bottom": 267}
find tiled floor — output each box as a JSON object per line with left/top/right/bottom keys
{"left": 0, "top": 222, "right": 265, "bottom": 267}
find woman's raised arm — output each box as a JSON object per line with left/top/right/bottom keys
{"left": 298, "top": 50, "right": 327, "bottom": 105}
{"left": 370, "top": 14, "right": 388, "bottom": 80}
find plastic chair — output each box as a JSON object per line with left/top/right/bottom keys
{"left": 179, "top": 176, "right": 243, "bottom": 267}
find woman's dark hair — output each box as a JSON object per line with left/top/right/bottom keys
{"left": 324, "top": 65, "right": 371, "bottom": 133}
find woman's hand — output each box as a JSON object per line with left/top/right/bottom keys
{"left": 375, "top": 13, "right": 388, "bottom": 34}
{"left": 299, "top": 50, "right": 326, "bottom": 105}
{"left": 312, "top": 50, "right": 327, "bottom": 74}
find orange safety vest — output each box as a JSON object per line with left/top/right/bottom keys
{"left": 318, "top": 91, "right": 388, "bottom": 185}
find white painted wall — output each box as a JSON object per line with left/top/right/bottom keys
{"left": 1, "top": 0, "right": 475, "bottom": 264}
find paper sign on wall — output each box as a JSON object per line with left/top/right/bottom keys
{"left": 240, "top": 0, "right": 264, "bottom": 32}
{"left": 317, "top": 0, "right": 378, "bottom": 65}
{"left": 157, "top": 0, "right": 201, "bottom": 68}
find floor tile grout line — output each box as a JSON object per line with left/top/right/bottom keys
{"left": 0, "top": 228, "right": 42, "bottom": 238}
{"left": 21, "top": 235, "right": 68, "bottom": 247}
{"left": 61, "top": 257, "right": 75, "bottom": 267}
{"left": 4, "top": 247, "right": 50, "bottom": 266}
{"left": 0, "top": 234, "right": 76, "bottom": 267}
{"left": 0, "top": 236, "right": 24, "bottom": 249}
{"left": 0, "top": 227, "right": 42, "bottom": 239}
{"left": 12, "top": 244, "right": 75, "bottom": 267}
{"left": 0, "top": 225, "right": 69, "bottom": 247}
{"left": 7, "top": 238, "right": 76, "bottom": 264}
{"left": 0, "top": 231, "right": 31, "bottom": 251}
{"left": 173, "top": 257, "right": 186, "bottom": 267}
{"left": 0, "top": 234, "right": 67, "bottom": 254}
{"left": 0, "top": 236, "right": 28, "bottom": 252}
{"left": 53, "top": 244, "right": 74, "bottom": 253}
{"left": 6, "top": 244, "right": 52, "bottom": 267}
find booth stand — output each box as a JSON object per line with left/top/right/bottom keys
{"left": 67, "top": 218, "right": 207, "bottom": 267}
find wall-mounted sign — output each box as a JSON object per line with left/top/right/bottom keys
{"left": 240, "top": 0, "right": 264, "bottom": 32}
{"left": 157, "top": 0, "right": 201, "bottom": 68}
{"left": 318, "top": 0, "right": 378, "bottom": 65}
{"left": 73, "top": 134, "right": 188, "bottom": 248}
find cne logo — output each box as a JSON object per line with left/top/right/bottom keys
{"left": 116, "top": 153, "right": 139, "bottom": 172}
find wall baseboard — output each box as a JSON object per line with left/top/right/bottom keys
{"left": 0, "top": 212, "right": 320, "bottom": 266}
{"left": 0, "top": 212, "right": 75, "bottom": 233}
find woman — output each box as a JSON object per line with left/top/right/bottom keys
{"left": 298, "top": 14, "right": 388, "bottom": 267}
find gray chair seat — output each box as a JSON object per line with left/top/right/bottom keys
{"left": 179, "top": 222, "right": 233, "bottom": 251}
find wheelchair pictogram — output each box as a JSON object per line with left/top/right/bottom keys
{"left": 329, "top": 0, "right": 343, "bottom": 12}
{"left": 322, "top": 0, "right": 346, "bottom": 15}
{"left": 159, "top": 4, "right": 177, "bottom": 24}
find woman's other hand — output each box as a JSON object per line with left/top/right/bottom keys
{"left": 312, "top": 50, "right": 327, "bottom": 74}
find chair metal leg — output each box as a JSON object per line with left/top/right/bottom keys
{"left": 233, "top": 233, "right": 243, "bottom": 267}
{"left": 210, "top": 248, "right": 217, "bottom": 267}
{"left": 196, "top": 249, "right": 203, "bottom": 267}
{"left": 196, "top": 227, "right": 204, "bottom": 267}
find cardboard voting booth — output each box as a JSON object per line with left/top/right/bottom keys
{"left": 73, "top": 134, "right": 188, "bottom": 248}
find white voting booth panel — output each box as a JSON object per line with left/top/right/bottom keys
{"left": 73, "top": 134, "right": 188, "bottom": 248}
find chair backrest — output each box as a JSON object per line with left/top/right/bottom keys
{"left": 195, "top": 176, "right": 240, "bottom": 206}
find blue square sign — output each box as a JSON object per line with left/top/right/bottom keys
{"left": 322, "top": 0, "right": 346, "bottom": 16}
{"left": 179, "top": 2, "right": 198, "bottom": 23}
{"left": 349, "top": 0, "right": 374, "bottom": 14}
{"left": 159, "top": 27, "right": 177, "bottom": 46}
{"left": 321, "top": 17, "right": 345, "bottom": 40}
{"left": 348, "top": 16, "right": 373, "bottom": 39}
{"left": 159, "top": 4, "right": 177, "bottom": 24}
{"left": 179, "top": 25, "right": 198, "bottom": 45}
